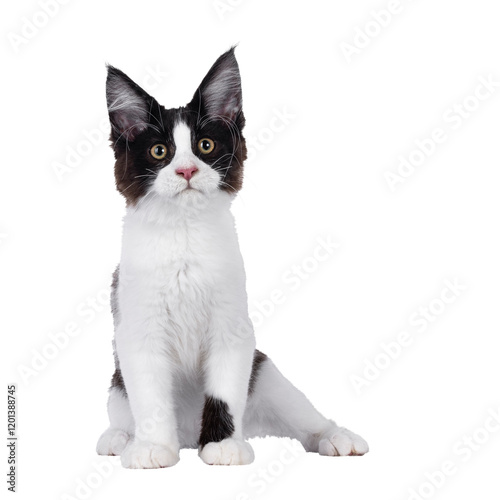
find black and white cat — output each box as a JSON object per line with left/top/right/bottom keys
{"left": 96, "top": 48, "right": 368, "bottom": 468}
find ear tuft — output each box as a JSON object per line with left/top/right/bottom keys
{"left": 191, "top": 47, "right": 243, "bottom": 123}
{"left": 106, "top": 65, "right": 152, "bottom": 142}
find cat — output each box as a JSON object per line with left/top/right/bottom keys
{"left": 96, "top": 47, "right": 369, "bottom": 468}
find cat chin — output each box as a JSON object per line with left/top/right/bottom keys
{"left": 151, "top": 172, "right": 221, "bottom": 202}
{"left": 175, "top": 188, "right": 211, "bottom": 204}
{"left": 153, "top": 186, "right": 216, "bottom": 202}
{"left": 141, "top": 185, "right": 224, "bottom": 214}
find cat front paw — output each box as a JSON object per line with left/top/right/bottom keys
{"left": 199, "top": 438, "right": 254, "bottom": 465}
{"left": 96, "top": 428, "right": 131, "bottom": 456}
{"left": 318, "top": 427, "right": 369, "bottom": 456}
{"left": 121, "top": 439, "right": 180, "bottom": 468}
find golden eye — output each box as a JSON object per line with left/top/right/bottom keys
{"left": 198, "top": 138, "right": 215, "bottom": 154}
{"left": 150, "top": 144, "right": 167, "bottom": 160}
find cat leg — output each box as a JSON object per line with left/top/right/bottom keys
{"left": 96, "top": 384, "right": 134, "bottom": 456}
{"left": 115, "top": 323, "right": 181, "bottom": 469}
{"left": 198, "top": 328, "right": 256, "bottom": 466}
{"left": 97, "top": 269, "right": 134, "bottom": 457}
{"left": 243, "top": 354, "right": 369, "bottom": 456}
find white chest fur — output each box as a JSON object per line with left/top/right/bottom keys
{"left": 116, "top": 192, "right": 250, "bottom": 371}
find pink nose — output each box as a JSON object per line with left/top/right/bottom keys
{"left": 175, "top": 166, "right": 198, "bottom": 181}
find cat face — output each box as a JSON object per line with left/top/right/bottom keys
{"left": 106, "top": 48, "right": 247, "bottom": 206}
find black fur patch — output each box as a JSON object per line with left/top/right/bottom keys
{"left": 110, "top": 266, "right": 126, "bottom": 395}
{"left": 110, "top": 364, "right": 126, "bottom": 395}
{"left": 248, "top": 350, "right": 268, "bottom": 395}
{"left": 110, "top": 265, "right": 119, "bottom": 319}
{"left": 199, "top": 396, "right": 235, "bottom": 448}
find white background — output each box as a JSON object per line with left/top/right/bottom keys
{"left": 2, "top": 0, "right": 500, "bottom": 499}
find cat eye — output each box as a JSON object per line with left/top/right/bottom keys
{"left": 150, "top": 144, "right": 167, "bottom": 160}
{"left": 198, "top": 138, "right": 215, "bottom": 154}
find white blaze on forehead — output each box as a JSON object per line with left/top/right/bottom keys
{"left": 172, "top": 121, "right": 194, "bottom": 162}
{"left": 151, "top": 117, "right": 222, "bottom": 200}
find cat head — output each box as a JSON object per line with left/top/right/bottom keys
{"left": 106, "top": 47, "right": 246, "bottom": 207}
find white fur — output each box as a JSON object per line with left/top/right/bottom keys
{"left": 121, "top": 440, "right": 180, "bottom": 469}
{"left": 318, "top": 428, "right": 369, "bottom": 457}
{"left": 199, "top": 438, "right": 254, "bottom": 465}
{"left": 96, "top": 389, "right": 133, "bottom": 456}
{"left": 97, "top": 120, "right": 368, "bottom": 468}
{"left": 96, "top": 428, "right": 130, "bottom": 457}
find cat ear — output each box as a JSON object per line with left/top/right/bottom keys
{"left": 190, "top": 47, "right": 243, "bottom": 123}
{"left": 106, "top": 65, "right": 154, "bottom": 142}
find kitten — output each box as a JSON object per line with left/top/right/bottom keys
{"left": 96, "top": 48, "right": 368, "bottom": 468}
